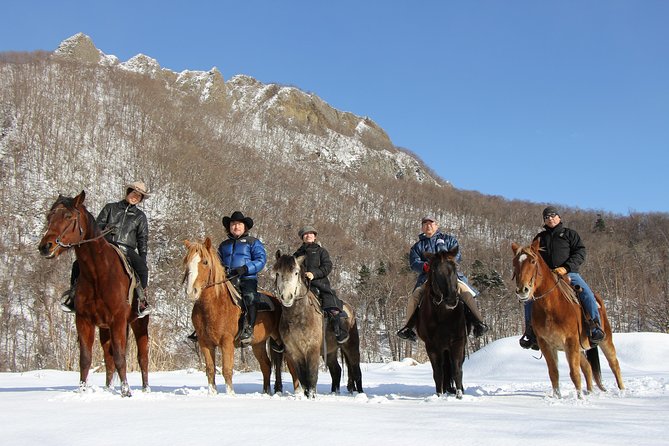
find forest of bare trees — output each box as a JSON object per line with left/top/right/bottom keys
{"left": 1, "top": 51, "right": 667, "bottom": 373}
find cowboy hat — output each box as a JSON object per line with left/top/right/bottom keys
{"left": 125, "top": 181, "right": 151, "bottom": 198}
{"left": 222, "top": 211, "right": 254, "bottom": 230}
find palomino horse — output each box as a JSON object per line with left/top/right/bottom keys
{"left": 38, "top": 191, "right": 149, "bottom": 397}
{"left": 511, "top": 239, "right": 624, "bottom": 398}
{"left": 183, "top": 238, "right": 297, "bottom": 395}
{"left": 273, "top": 251, "right": 363, "bottom": 398}
{"left": 415, "top": 248, "right": 468, "bottom": 398}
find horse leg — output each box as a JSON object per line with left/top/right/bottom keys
{"left": 109, "top": 320, "right": 131, "bottom": 397}
{"left": 426, "top": 345, "right": 445, "bottom": 395}
{"left": 75, "top": 318, "right": 96, "bottom": 391}
{"left": 325, "top": 349, "right": 341, "bottom": 394}
{"left": 599, "top": 337, "right": 625, "bottom": 390}
{"left": 252, "top": 342, "right": 272, "bottom": 394}
{"left": 270, "top": 342, "right": 284, "bottom": 394}
{"left": 305, "top": 347, "right": 321, "bottom": 398}
{"left": 565, "top": 339, "right": 585, "bottom": 399}
{"left": 341, "top": 330, "right": 363, "bottom": 393}
{"left": 219, "top": 340, "right": 235, "bottom": 395}
{"left": 539, "top": 342, "right": 561, "bottom": 398}
{"left": 99, "top": 328, "right": 116, "bottom": 389}
{"left": 200, "top": 343, "right": 218, "bottom": 395}
{"left": 130, "top": 317, "right": 150, "bottom": 391}
{"left": 579, "top": 351, "right": 594, "bottom": 394}
{"left": 451, "top": 343, "right": 466, "bottom": 399}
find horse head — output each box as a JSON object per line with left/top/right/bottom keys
{"left": 183, "top": 237, "right": 226, "bottom": 301}
{"left": 511, "top": 239, "right": 545, "bottom": 301}
{"left": 424, "top": 247, "right": 459, "bottom": 309}
{"left": 38, "top": 191, "right": 91, "bottom": 258}
{"left": 273, "top": 250, "right": 307, "bottom": 307}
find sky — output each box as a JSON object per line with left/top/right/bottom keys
{"left": 1, "top": 1, "right": 668, "bottom": 215}
{"left": 1, "top": 333, "right": 667, "bottom": 445}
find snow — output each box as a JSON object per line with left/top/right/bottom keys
{"left": 2, "top": 333, "right": 667, "bottom": 445}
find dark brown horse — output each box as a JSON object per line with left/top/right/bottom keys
{"left": 511, "top": 239, "right": 624, "bottom": 398}
{"left": 38, "top": 191, "right": 149, "bottom": 397}
{"left": 273, "top": 251, "right": 363, "bottom": 398}
{"left": 415, "top": 248, "right": 468, "bottom": 398}
{"left": 183, "top": 238, "right": 297, "bottom": 394}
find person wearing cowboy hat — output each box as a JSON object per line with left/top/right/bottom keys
{"left": 293, "top": 226, "right": 349, "bottom": 344}
{"left": 217, "top": 211, "right": 267, "bottom": 345}
{"left": 519, "top": 206, "right": 605, "bottom": 350}
{"left": 61, "top": 181, "right": 152, "bottom": 318}
{"left": 396, "top": 215, "right": 489, "bottom": 342}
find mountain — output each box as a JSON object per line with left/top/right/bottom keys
{"left": 0, "top": 33, "right": 666, "bottom": 373}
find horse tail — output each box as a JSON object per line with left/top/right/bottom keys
{"left": 586, "top": 346, "right": 603, "bottom": 388}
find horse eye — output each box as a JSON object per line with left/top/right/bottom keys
{"left": 202, "top": 260, "right": 208, "bottom": 265}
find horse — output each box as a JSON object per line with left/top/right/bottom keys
{"left": 414, "top": 248, "right": 468, "bottom": 399}
{"left": 183, "top": 238, "right": 298, "bottom": 395}
{"left": 38, "top": 191, "right": 149, "bottom": 397}
{"left": 511, "top": 239, "right": 624, "bottom": 398}
{"left": 272, "top": 251, "right": 363, "bottom": 398}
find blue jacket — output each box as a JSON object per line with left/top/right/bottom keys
{"left": 217, "top": 233, "right": 267, "bottom": 280}
{"left": 409, "top": 230, "right": 466, "bottom": 289}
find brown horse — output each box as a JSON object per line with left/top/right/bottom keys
{"left": 38, "top": 191, "right": 149, "bottom": 397}
{"left": 511, "top": 239, "right": 624, "bottom": 398}
{"left": 414, "top": 248, "right": 468, "bottom": 398}
{"left": 183, "top": 238, "right": 297, "bottom": 395}
{"left": 272, "top": 251, "right": 363, "bottom": 398}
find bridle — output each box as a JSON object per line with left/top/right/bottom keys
{"left": 49, "top": 205, "right": 113, "bottom": 249}
{"left": 514, "top": 249, "right": 561, "bottom": 301}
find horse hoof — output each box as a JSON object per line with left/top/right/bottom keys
{"left": 456, "top": 390, "right": 463, "bottom": 399}
{"left": 142, "top": 386, "right": 152, "bottom": 393}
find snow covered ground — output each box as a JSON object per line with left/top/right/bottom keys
{"left": 1, "top": 333, "right": 667, "bottom": 446}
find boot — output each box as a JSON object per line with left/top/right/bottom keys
{"left": 397, "top": 326, "right": 417, "bottom": 343}
{"left": 240, "top": 304, "right": 256, "bottom": 345}
{"left": 473, "top": 321, "right": 489, "bottom": 337}
{"left": 589, "top": 320, "right": 606, "bottom": 345}
{"left": 519, "top": 325, "right": 539, "bottom": 350}
{"left": 269, "top": 338, "right": 284, "bottom": 353}
{"left": 60, "top": 287, "right": 76, "bottom": 313}
{"left": 187, "top": 331, "right": 198, "bottom": 342}
{"left": 331, "top": 312, "right": 349, "bottom": 344}
{"left": 136, "top": 287, "right": 151, "bottom": 318}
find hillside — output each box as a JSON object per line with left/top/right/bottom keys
{"left": 0, "top": 33, "right": 667, "bottom": 372}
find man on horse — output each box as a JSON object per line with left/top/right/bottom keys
{"left": 61, "top": 181, "right": 152, "bottom": 317}
{"left": 293, "top": 226, "right": 349, "bottom": 344}
{"left": 218, "top": 211, "right": 267, "bottom": 345}
{"left": 519, "top": 206, "right": 606, "bottom": 349}
{"left": 397, "top": 216, "right": 489, "bottom": 342}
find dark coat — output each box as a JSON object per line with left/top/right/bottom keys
{"left": 534, "top": 222, "right": 586, "bottom": 273}
{"left": 409, "top": 230, "right": 461, "bottom": 288}
{"left": 217, "top": 233, "right": 266, "bottom": 280}
{"left": 293, "top": 242, "right": 342, "bottom": 310}
{"left": 96, "top": 200, "right": 149, "bottom": 258}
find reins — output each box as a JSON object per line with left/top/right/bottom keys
{"left": 52, "top": 207, "right": 114, "bottom": 249}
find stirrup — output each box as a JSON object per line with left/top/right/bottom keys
{"left": 60, "top": 289, "right": 75, "bottom": 313}
{"left": 590, "top": 326, "right": 606, "bottom": 344}
{"left": 397, "top": 326, "right": 417, "bottom": 343}
{"left": 137, "top": 301, "right": 151, "bottom": 318}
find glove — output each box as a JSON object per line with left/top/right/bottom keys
{"left": 423, "top": 263, "right": 430, "bottom": 273}
{"left": 305, "top": 271, "right": 314, "bottom": 280}
{"left": 553, "top": 267, "right": 568, "bottom": 276}
{"left": 232, "top": 265, "right": 248, "bottom": 277}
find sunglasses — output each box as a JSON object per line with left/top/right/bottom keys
{"left": 544, "top": 213, "right": 558, "bottom": 220}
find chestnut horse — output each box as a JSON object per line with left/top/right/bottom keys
{"left": 38, "top": 191, "right": 149, "bottom": 397}
{"left": 415, "top": 248, "right": 468, "bottom": 398}
{"left": 511, "top": 240, "right": 624, "bottom": 398}
{"left": 183, "top": 238, "right": 297, "bottom": 395}
{"left": 273, "top": 251, "right": 363, "bottom": 398}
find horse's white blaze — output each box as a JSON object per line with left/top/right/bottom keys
{"left": 186, "top": 252, "right": 201, "bottom": 301}
{"left": 518, "top": 253, "right": 528, "bottom": 264}
{"left": 275, "top": 269, "right": 301, "bottom": 307}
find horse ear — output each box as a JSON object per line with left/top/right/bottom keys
{"left": 74, "top": 190, "right": 86, "bottom": 207}
{"left": 204, "top": 237, "right": 212, "bottom": 249}
{"left": 530, "top": 238, "right": 541, "bottom": 252}
{"left": 275, "top": 249, "right": 282, "bottom": 260}
{"left": 295, "top": 255, "right": 306, "bottom": 265}
{"left": 448, "top": 246, "right": 459, "bottom": 257}
{"left": 512, "top": 242, "right": 520, "bottom": 254}
{"left": 184, "top": 240, "right": 191, "bottom": 248}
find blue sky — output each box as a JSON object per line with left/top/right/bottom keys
{"left": 2, "top": 1, "right": 668, "bottom": 215}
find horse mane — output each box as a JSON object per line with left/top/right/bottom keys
{"left": 184, "top": 239, "right": 228, "bottom": 286}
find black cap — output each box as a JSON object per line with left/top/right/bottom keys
{"left": 542, "top": 206, "right": 560, "bottom": 218}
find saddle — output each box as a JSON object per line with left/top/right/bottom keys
{"left": 224, "top": 281, "right": 275, "bottom": 312}
{"left": 109, "top": 244, "right": 137, "bottom": 305}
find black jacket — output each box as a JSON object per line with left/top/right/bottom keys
{"left": 293, "top": 242, "right": 333, "bottom": 292}
{"left": 533, "top": 222, "right": 585, "bottom": 273}
{"left": 96, "top": 200, "right": 149, "bottom": 258}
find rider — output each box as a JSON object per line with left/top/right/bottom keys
{"left": 397, "top": 215, "right": 489, "bottom": 342}
{"left": 218, "top": 211, "right": 267, "bottom": 345}
{"left": 293, "top": 226, "right": 349, "bottom": 344}
{"left": 519, "top": 206, "right": 606, "bottom": 349}
{"left": 61, "top": 181, "right": 152, "bottom": 318}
